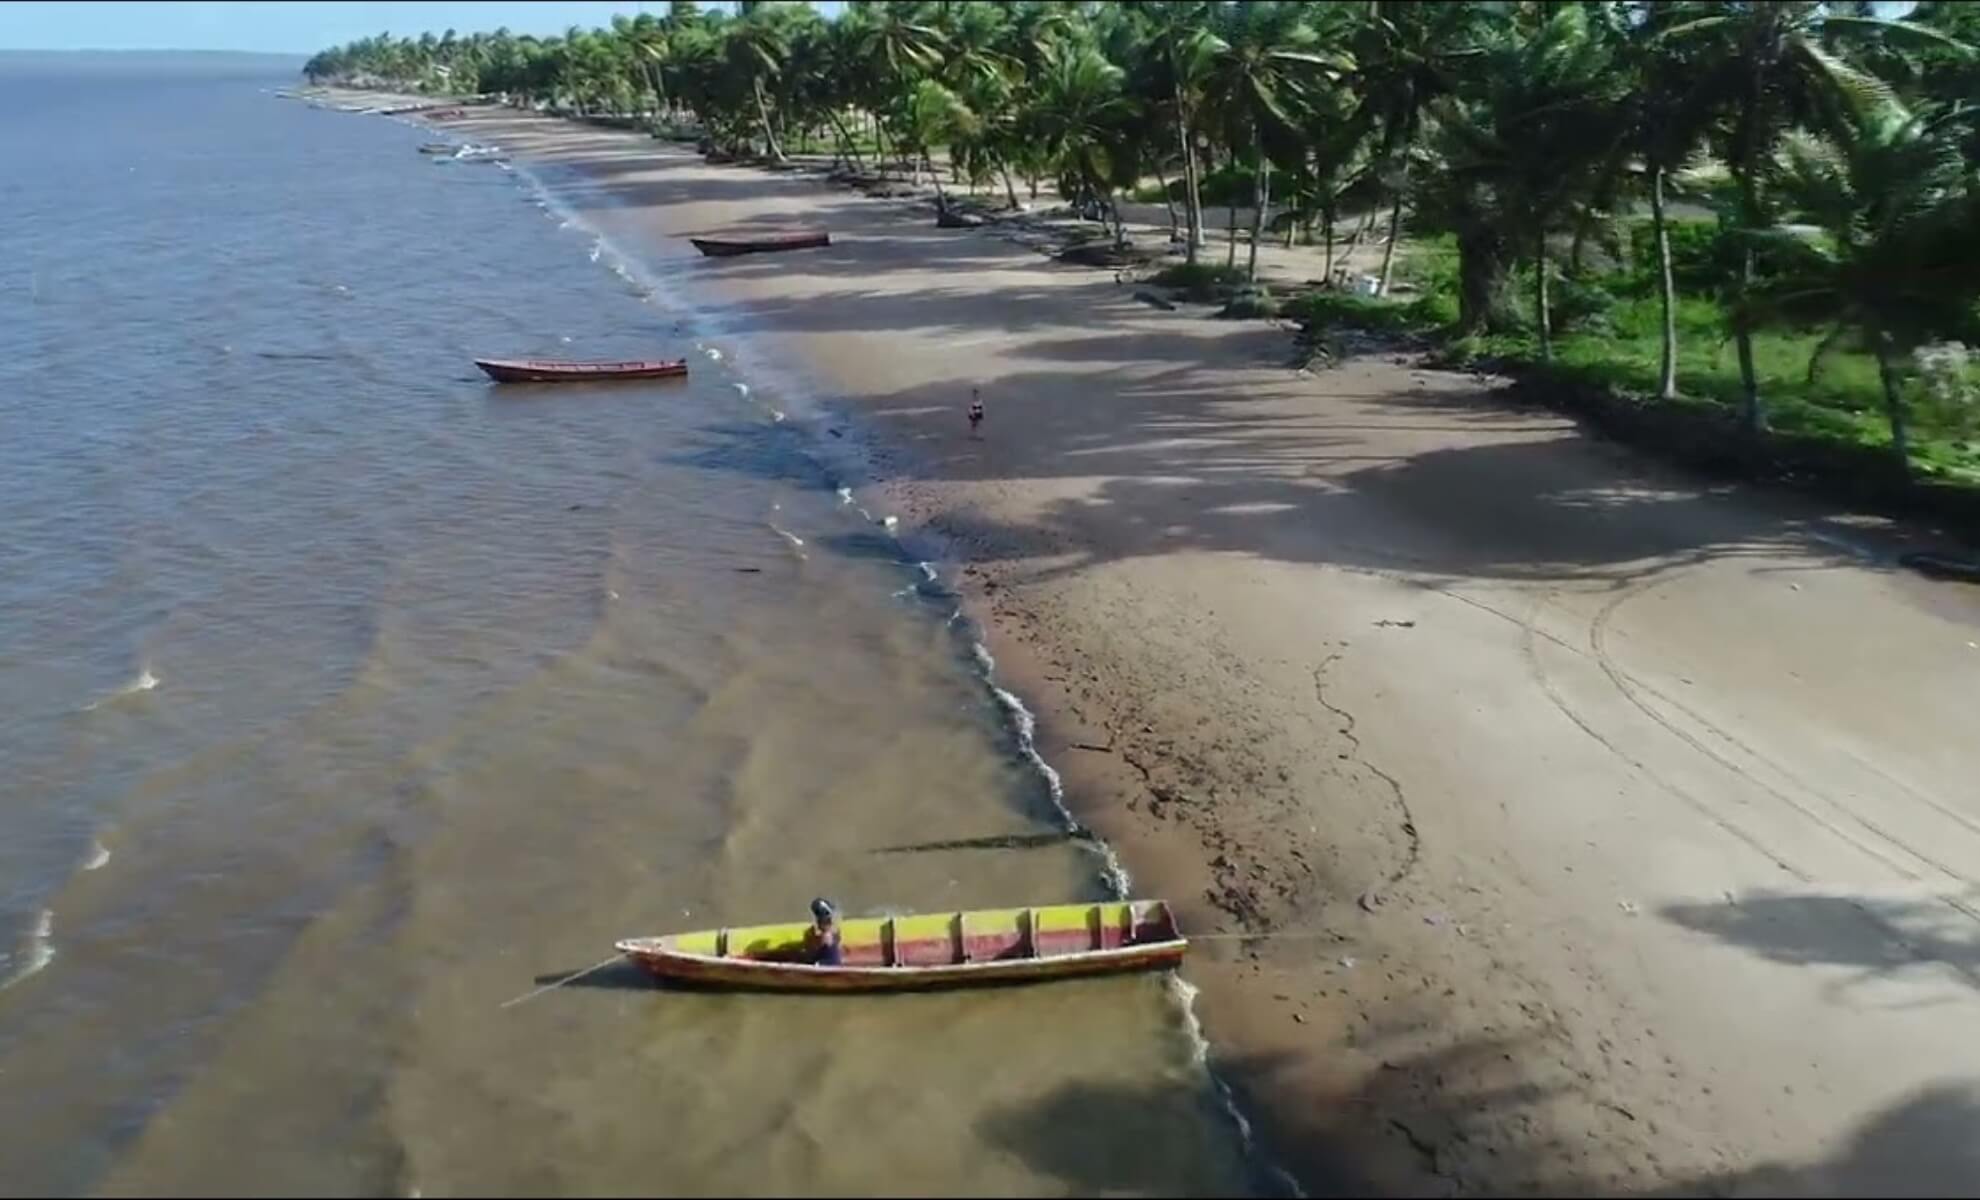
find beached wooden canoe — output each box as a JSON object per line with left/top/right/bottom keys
{"left": 474, "top": 358, "right": 689, "bottom": 383}
{"left": 689, "top": 230, "right": 831, "bottom": 257}
{"left": 617, "top": 899, "right": 1186, "bottom": 992}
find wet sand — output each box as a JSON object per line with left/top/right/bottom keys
{"left": 422, "top": 103, "right": 1980, "bottom": 1195}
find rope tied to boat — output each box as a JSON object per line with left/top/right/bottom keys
{"left": 497, "top": 952, "right": 626, "bottom": 1010}
{"left": 1186, "top": 930, "right": 1343, "bottom": 941}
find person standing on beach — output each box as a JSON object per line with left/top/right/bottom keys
{"left": 968, "top": 388, "right": 984, "bottom": 439}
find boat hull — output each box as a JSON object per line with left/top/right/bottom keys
{"left": 474, "top": 358, "right": 689, "bottom": 383}
{"left": 616, "top": 900, "right": 1186, "bottom": 993}
{"left": 690, "top": 232, "right": 831, "bottom": 257}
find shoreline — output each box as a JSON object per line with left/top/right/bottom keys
{"left": 363, "top": 94, "right": 1980, "bottom": 1195}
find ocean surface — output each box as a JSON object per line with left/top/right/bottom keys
{"left": 0, "top": 57, "right": 1261, "bottom": 1196}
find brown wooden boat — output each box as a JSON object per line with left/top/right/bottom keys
{"left": 474, "top": 358, "right": 689, "bottom": 383}
{"left": 616, "top": 899, "right": 1186, "bottom": 992}
{"left": 689, "top": 230, "right": 831, "bottom": 257}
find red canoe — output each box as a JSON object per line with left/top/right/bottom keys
{"left": 474, "top": 358, "right": 689, "bottom": 383}
{"left": 689, "top": 230, "right": 831, "bottom": 257}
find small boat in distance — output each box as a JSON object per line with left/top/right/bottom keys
{"left": 417, "top": 142, "right": 454, "bottom": 155}
{"left": 474, "top": 358, "right": 689, "bottom": 383}
{"left": 616, "top": 899, "right": 1186, "bottom": 992}
{"left": 689, "top": 230, "right": 831, "bottom": 257}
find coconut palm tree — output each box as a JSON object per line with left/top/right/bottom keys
{"left": 1756, "top": 102, "right": 1980, "bottom": 472}
{"left": 1135, "top": 1, "right": 1220, "bottom": 262}
{"left": 1411, "top": 1, "right": 1623, "bottom": 342}
{"left": 842, "top": 1, "right": 947, "bottom": 176}
{"left": 1022, "top": 41, "right": 1139, "bottom": 246}
{"left": 1196, "top": 2, "right": 1350, "bottom": 281}
{"left": 1284, "top": 76, "right": 1379, "bottom": 278}
{"left": 1351, "top": 0, "right": 1490, "bottom": 296}
{"left": 1653, "top": 0, "right": 1972, "bottom": 434}
{"left": 724, "top": 3, "right": 806, "bottom": 161}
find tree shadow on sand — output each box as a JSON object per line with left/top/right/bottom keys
{"left": 980, "top": 1035, "right": 1980, "bottom": 1198}
{"left": 675, "top": 361, "right": 1889, "bottom": 593}
{"left": 1660, "top": 887, "right": 1980, "bottom": 999}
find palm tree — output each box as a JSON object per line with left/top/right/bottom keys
{"left": 1611, "top": 6, "right": 1724, "bottom": 402}
{"left": 1654, "top": 0, "right": 1971, "bottom": 434}
{"left": 1136, "top": 1, "right": 1219, "bottom": 263}
{"left": 1411, "top": 1, "right": 1622, "bottom": 341}
{"left": 1351, "top": 0, "right": 1489, "bottom": 296}
{"left": 1286, "top": 77, "right": 1378, "bottom": 280}
{"left": 1023, "top": 42, "right": 1139, "bottom": 246}
{"left": 1757, "top": 102, "right": 1980, "bottom": 473}
{"left": 725, "top": 4, "right": 804, "bottom": 161}
{"left": 842, "top": 1, "right": 947, "bottom": 176}
{"left": 1197, "top": 2, "right": 1350, "bottom": 281}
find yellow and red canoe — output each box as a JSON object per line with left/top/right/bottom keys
{"left": 616, "top": 899, "right": 1185, "bottom": 992}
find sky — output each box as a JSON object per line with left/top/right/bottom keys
{"left": 0, "top": 0, "right": 1913, "bottom": 56}
{"left": 0, "top": 2, "right": 797, "bottom": 55}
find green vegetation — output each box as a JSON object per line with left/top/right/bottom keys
{"left": 307, "top": 1, "right": 1980, "bottom": 487}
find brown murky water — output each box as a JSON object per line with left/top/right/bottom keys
{"left": 0, "top": 59, "right": 1262, "bottom": 1196}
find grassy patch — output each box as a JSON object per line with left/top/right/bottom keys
{"left": 1289, "top": 274, "right": 1980, "bottom": 488}
{"left": 1285, "top": 290, "right": 1452, "bottom": 336}
{"left": 1457, "top": 296, "right": 1979, "bottom": 479}
{"left": 1219, "top": 285, "right": 1279, "bottom": 320}
{"left": 1147, "top": 261, "right": 1249, "bottom": 303}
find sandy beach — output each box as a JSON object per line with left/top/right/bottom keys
{"left": 407, "top": 101, "right": 1980, "bottom": 1195}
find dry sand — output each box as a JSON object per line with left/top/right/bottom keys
{"left": 408, "top": 103, "right": 1980, "bottom": 1195}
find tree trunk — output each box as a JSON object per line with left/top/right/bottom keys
{"left": 1001, "top": 164, "right": 1021, "bottom": 210}
{"left": 1247, "top": 152, "right": 1270, "bottom": 281}
{"left": 1455, "top": 226, "right": 1516, "bottom": 336}
{"left": 1874, "top": 333, "right": 1912, "bottom": 475}
{"left": 1174, "top": 83, "right": 1204, "bottom": 263}
{"left": 1225, "top": 201, "right": 1237, "bottom": 268}
{"left": 752, "top": 75, "right": 784, "bottom": 162}
{"left": 1733, "top": 254, "right": 1766, "bottom": 434}
{"left": 1377, "top": 194, "right": 1404, "bottom": 295}
{"left": 827, "top": 108, "right": 864, "bottom": 169}
{"left": 647, "top": 62, "right": 668, "bottom": 124}
{"left": 1155, "top": 165, "right": 1180, "bottom": 243}
{"left": 1650, "top": 165, "right": 1679, "bottom": 401}
{"left": 1535, "top": 232, "right": 1553, "bottom": 362}
{"left": 1322, "top": 208, "right": 1335, "bottom": 282}
{"left": 1732, "top": 101, "right": 1767, "bottom": 434}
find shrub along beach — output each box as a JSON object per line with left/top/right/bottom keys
{"left": 308, "top": 3, "right": 1980, "bottom": 1195}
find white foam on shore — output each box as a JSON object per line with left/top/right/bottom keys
{"left": 1169, "top": 975, "right": 1307, "bottom": 1199}
{"left": 961, "top": 603, "right": 1295, "bottom": 1197}
{"left": 837, "top": 486, "right": 854, "bottom": 505}
{"left": 1, "top": 910, "right": 55, "bottom": 992}
{"left": 82, "top": 839, "right": 110, "bottom": 871}
{"left": 770, "top": 524, "right": 805, "bottom": 551}
{"left": 968, "top": 641, "right": 1130, "bottom": 897}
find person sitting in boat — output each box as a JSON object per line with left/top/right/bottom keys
{"left": 805, "top": 898, "right": 844, "bottom": 966}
